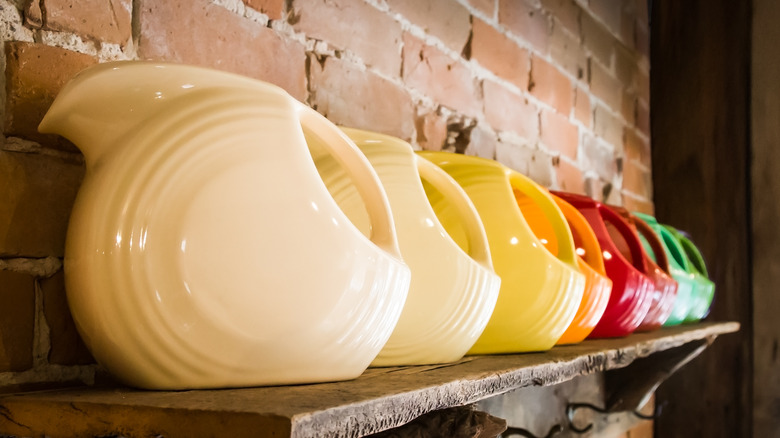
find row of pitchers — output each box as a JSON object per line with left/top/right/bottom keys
{"left": 40, "top": 61, "right": 714, "bottom": 390}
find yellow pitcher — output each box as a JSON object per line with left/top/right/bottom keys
{"left": 419, "top": 152, "right": 585, "bottom": 353}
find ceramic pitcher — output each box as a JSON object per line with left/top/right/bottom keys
{"left": 311, "top": 128, "right": 500, "bottom": 366}
{"left": 419, "top": 152, "right": 585, "bottom": 353}
{"left": 38, "top": 61, "right": 412, "bottom": 390}
{"left": 632, "top": 213, "right": 697, "bottom": 326}
{"left": 554, "top": 192, "right": 653, "bottom": 338}
{"left": 552, "top": 196, "right": 612, "bottom": 344}
{"left": 609, "top": 206, "right": 678, "bottom": 331}
{"left": 664, "top": 226, "right": 715, "bottom": 322}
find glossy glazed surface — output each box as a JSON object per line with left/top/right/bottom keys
{"left": 39, "top": 61, "right": 411, "bottom": 389}
{"left": 632, "top": 213, "right": 698, "bottom": 326}
{"left": 551, "top": 196, "right": 612, "bottom": 344}
{"left": 553, "top": 192, "right": 653, "bottom": 338}
{"left": 420, "top": 152, "right": 584, "bottom": 354}
{"left": 664, "top": 226, "right": 715, "bottom": 322}
{"left": 609, "top": 207, "right": 677, "bottom": 332}
{"left": 316, "top": 128, "right": 500, "bottom": 366}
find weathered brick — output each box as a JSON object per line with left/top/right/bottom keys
{"left": 386, "top": 0, "right": 471, "bottom": 53}
{"left": 540, "top": 109, "right": 578, "bottom": 159}
{"left": 636, "top": 98, "right": 649, "bottom": 136}
{"left": 309, "top": 55, "right": 415, "bottom": 141}
{"left": 415, "top": 109, "right": 448, "bottom": 151}
{"left": 496, "top": 142, "right": 554, "bottom": 187}
{"left": 620, "top": 90, "right": 636, "bottom": 125}
{"left": 581, "top": 10, "right": 614, "bottom": 67}
{"left": 588, "top": 0, "right": 621, "bottom": 36}
{"left": 620, "top": 3, "right": 636, "bottom": 49}
{"left": 530, "top": 56, "right": 573, "bottom": 114}
{"left": 0, "top": 270, "right": 35, "bottom": 372}
{"left": 636, "top": 69, "right": 650, "bottom": 102}
{"left": 614, "top": 45, "right": 637, "bottom": 89}
{"left": 584, "top": 175, "right": 604, "bottom": 201}
{"left": 622, "top": 192, "right": 654, "bottom": 215}
{"left": 40, "top": 271, "right": 95, "bottom": 365}
{"left": 138, "top": 0, "right": 306, "bottom": 100}
{"left": 634, "top": 0, "right": 648, "bottom": 27}
{"left": 24, "top": 0, "right": 132, "bottom": 46}
{"left": 624, "top": 127, "right": 650, "bottom": 167}
{"left": 483, "top": 80, "right": 539, "bottom": 141}
{"left": 541, "top": 0, "right": 581, "bottom": 35}
{"left": 0, "top": 151, "right": 84, "bottom": 257}
{"left": 465, "top": 0, "right": 496, "bottom": 17}
{"left": 292, "top": 0, "right": 403, "bottom": 78}
{"left": 556, "top": 159, "right": 585, "bottom": 193}
{"left": 465, "top": 125, "right": 498, "bottom": 159}
{"left": 498, "top": 0, "right": 551, "bottom": 54}
{"left": 471, "top": 17, "right": 530, "bottom": 90}
{"left": 549, "top": 21, "right": 587, "bottom": 81}
{"left": 574, "top": 86, "right": 591, "bottom": 126}
{"left": 4, "top": 42, "right": 97, "bottom": 151}
{"left": 593, "top": 104, "right": 623, "bottom": 148}
{"left": 590, "top": 59, "right": 622, "bottom": 111}
{"left": 636, "top": 21, "right": 649, "bottom": 59}
{"left": 403, "top": 34, "right": 481, "bottom": 117}
{"left": 622, "top": 159, "right": 652, "bottom": 198}
{"left": 243, "top": 0, "right": 284, "bottom": 19}
{"left": 581, "top": 133, "right": 618, "bottom": 181}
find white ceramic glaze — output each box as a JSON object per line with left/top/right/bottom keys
{"left": 315, "top": 128, "right": 500, "bottom": 366}
{"left": 38, "top": 61, "right": 411, "bottom": 390}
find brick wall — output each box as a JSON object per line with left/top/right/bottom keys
{"left": 0, "top": 0, "right": 652, "bottom": 394}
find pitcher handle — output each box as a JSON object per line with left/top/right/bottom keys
{"left": 552, "top": 195, "right": 607, "bottom": 274}
{"left": 416, "top": 155, "right": 494, "bottom": 271}
{"left": 633, "top": 216, "right": 671, "bottom": 272}
{"left": 506, "top": 169, "right": 578, "bottom": 267}
{"left": 597, "top": 204, "right": 648, "bottom": 273}
{"left": 296, "top": 104, "right": 402, "bottom": 260}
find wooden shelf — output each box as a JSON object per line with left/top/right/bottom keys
{"left": 0, "top": 322, "right": 738, "bottom": 438}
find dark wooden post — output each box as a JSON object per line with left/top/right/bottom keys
{"left": 651, "top": 1, "right": 753, "bottom": 437}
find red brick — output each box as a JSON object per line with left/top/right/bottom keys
{"left": 4, "top": 42, "right": 97, "bottom": 151}
{"left": 471, "top": 17, "right": 530, "bottom": 90}
{"left": 243, "top": 0, "right": 284, "bottom": 20}
{"left": 386, "top": 0, "right": 471, "bottom": 53}
{"left": 614, "top": 45, "right": 637, "bottom": 88}
{"left": 636, "top": 98, "right": 650, "bottom": 136}
{"left": 530, "top": 56, "right": 573, "bottom": 114}
{"left": 309, "top": 55, "right": 415, "bottom": 141}
{"left": 40, "top": 271, "right": 95, "bottom": 365}
{"left": 549, "top": 22, "right": 587, "bottom": 81}
{"left": 498, "top": 0, "right": 551, "bottom": 54}
{"left": 636, "top": 21, "right": 649, "bottom": 59}
{"left": 556, "top": 159, "right": 585, "bottom": 193}
{"left": 574, "top": 86, "right": 591, "bottom": 126}
{"left": 415, "top": 109, "right": 448, "bottom": 151}
{"left": 584, "top": 176, "right": 605, "bottom": 201}
{"left": 588, "top": 0, "right": 621, "bottom": 35}
{"left": 403, "top": 33, "right": 481, "bottom": 117}
{"left": 622, "top": 192, "right": 654, "bottom": 215}
{"left": 483, "top": 80, "right": 539, "bottom": 141}
{"left": 620, "top": 3, "right": 636, "bottom": 49}
{"left": 624, "top": 127, "right": 650, "bottom": 167}
{"left": 138, "top": 0, "right": 306, "bottom": 101}
{"left": 590, "top": 59, "right": 622, "bottom": 110}
{"left": 622, "top": 159, "right": 652, "bottom": 198}
{"left": 636, "top": 69, "right": 650, "bottom": 102}
{"left": 465, "top": 125, "right": 498, "bottom": 159}
{"left": 0, "top": 270, "right": 35, "bottom": 372}
{"left": 541, "top": 0, "right": 581, "bottom": 35}
{"left": 621, "top": 90, "right": 636, "bottom": 125}
{"left": 582, "top": 133, "right": 618, "bottom": 181}
{"left": 540, "top": 109, "right": 578, "bottom": 159}
{"left": 496, "top": 142, "right": 554, "bottom": 187}
{"left": 0, "top": 151, "right": 84, "bottom": 257}
{"left": 292, "top": 0, "right": 403, "bottom": 78}
{"left": 593, "top": 104, "right": 623, "bottom": 148}
{"left": 25, "top": 0, "right": 132, "bottom": 46}
{"left": 465, "top": 0, "right": 496, "bottom": 17}
{"left": 581, "top": 10, "right": 615, "bottom": 67}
